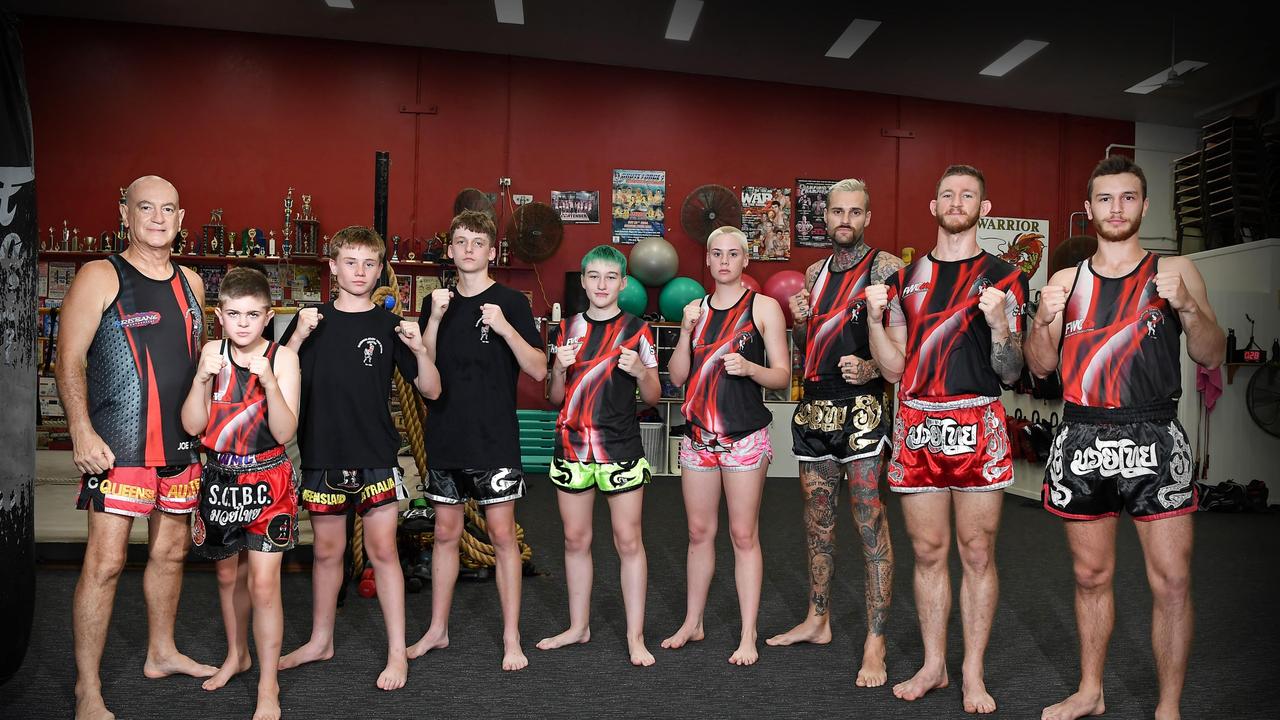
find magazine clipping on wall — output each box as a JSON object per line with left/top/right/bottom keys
{"left": 740, "top": 186, "right": 792, "bottom": 261}
{"left": 794, "top": 178, "right": 836, "bottom": 248}
{"left": 551, "top": 190, "right": 600, "bottom": 224}
{"left": 611, "top": 169, "right": 665, "bottom": 244}
{"left": 976, "top": 216, "right": 1049, "bottom": 290}
{"left": 414, "top": 275, "right": 440, "bottom": 315}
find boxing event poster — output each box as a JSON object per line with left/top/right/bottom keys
{"left": 611, "top": 169, "right": 665, "bottom": 244}
{"left": 740, "top": 186, "right": 791, "bottom": 261}
{"left": 795, "top": 178, "right": 836, "bottom": 248}
{"left": 551, "top": 190, "right": 600, "bottom": 224}
{"left": 976, "top": 216, "right": 1049, "bottom": 289}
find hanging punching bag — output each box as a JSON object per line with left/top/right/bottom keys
{"left": 0, "top": 13, "right": 38, "bottom": 684}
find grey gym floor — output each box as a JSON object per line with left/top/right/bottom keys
{"left": 4, "top": 464, "right": 1278, "bottom": 719}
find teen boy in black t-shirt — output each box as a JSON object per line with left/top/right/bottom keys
{"left": 409, "top": 210, "right": 546, "bottom": 671}
{"left": 277, "top": 226, "right": 440, "bottom": 692}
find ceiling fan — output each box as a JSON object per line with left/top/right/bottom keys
{"left": 1125, "top": 17, "right": 1206, "bottom": 95}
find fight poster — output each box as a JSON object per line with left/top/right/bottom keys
{"left": 976, "top": 216, "right": 1049, "bottom": 289}
{"left": 740, "top": 186, "right": 791, "bottom": 261}
{"left": 794, "top": 178, "right": 836, "bottom": 248}
{"left": 551, "top": 190, "right": 600, "bottom": 224}
{"left": 611, "top": 169, "right": 665, "bottom": 244}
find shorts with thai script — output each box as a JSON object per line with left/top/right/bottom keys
{"left": 887, "top": 396, "right": 1012, "bottom": 493}
{"left": 1043, "top": 405, "right": 1196, "bottom": 521}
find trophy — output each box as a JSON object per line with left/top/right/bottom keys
{"left": 175, "top": 228, "right": 188, "bottom": 254}
{"left": 283, "top": 187, "right": 294, "bottom": 244}
{"left": 269, "top": 230, "right": 277, "bottom": 258}
{"left": 202, "top": 208, "right": 225, "bottom": 258}
{"left": 293, "top": 194, "right": 319, "bottom": 256}
{"left": 226, "top": 230, "right": 237, "bottom": 257}
{"left": 62, "top": 221, "right": 70, "bottom": 251}
{"left": 99, "top": 231, "right": 112, "bottom": 254}
{"left": 246, "top": 228, "right": 258, "bottom": 257}
{"left": 45, "top": 227, "right": 53, "bottom": 252}
{"left": 320, "top": 234, "right": 329, "bottom": 257}
{"left": 118, "top": 187, "right": 128, "bottom": 251}
{"left": 72, "top": 228, "right": 80, "bottom": 252}
{"left": 391, "top": 235, "right": 400, "bottom": 262}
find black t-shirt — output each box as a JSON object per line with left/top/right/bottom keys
{"left": 281, "top": 302, "right": 419, "bottom": 470}
{"left": 418, "top": 282, "right": 540, "bottom": 470}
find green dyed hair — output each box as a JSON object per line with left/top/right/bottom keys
{"left": 581, "top": 244, "right": 627, "bottom": 276}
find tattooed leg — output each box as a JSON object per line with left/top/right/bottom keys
{"left": 766, "top": 460, "right": 841, "bottom": 647}
{"left": 848, "top": 455, "right": 893, "bottom": 687}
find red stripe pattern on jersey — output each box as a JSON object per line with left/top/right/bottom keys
{"left": 556, "top": 312, "right": 657, "bottom": 462}
{"left": 887, "top": 251, "right": 1027, "bottom": 401}
{"left": 1060, "top": 254, "right": 1182, "bottom": 408}
{"left": 803, "top": 250, "right": 881, "bottom": 394}
{"left": 204, "top": 341, "right": 281, "bottom": 455}
{"left": 681, "top": 290, "right": 771, "bottom": 446}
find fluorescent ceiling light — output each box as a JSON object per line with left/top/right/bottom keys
{"left": 665, "top": 0, "right": 704, "bottom": 42}
{"left": 980, "top": 39, "right": 1049, "bottom": 77}
{"left": 825, "top": 19, "right": 880, "bottom": 59}
{"left": 324, "top": 0, "right": 354, "bottom": 8}
{"left": 1125, "top": 60, "right": 1208, "bottom": 94}
{"left": 495, "top": 0, "right": 524, "bottom": 25}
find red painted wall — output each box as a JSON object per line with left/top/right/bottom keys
{"left": 20, "top": 18, "right": 1132, "bottom": 408}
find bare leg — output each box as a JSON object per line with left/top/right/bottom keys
{"left": 247, "top": 551, "right": 285, "bottom": 720}
{"left": 1135, "top": 514, "right": 1194, "bottom": 720}
{"left": 280, "top": 513, "right": 344, "bottom": 669}
{"left": 74, "top": 508, "right": 131, "bottom": 720}
{"left": 661, "top": 469, "right": 720, "bottom": 650}
{"left": 537, "top": 489, "right": 595, "bottom": 651}
{"left": 766, "top": 460, "right": 839, "bottom": 648}
{"left": 408, "top": 502, "right": 461, "bottom": 660}
{"left": 723, "top": 465, "right": 767, "bottom": 666}
{"left": 202, "top": 554, "right": 251, "bottom": 691}
{"left": 484, "top": 501, "right": 528, "bottom": 671}
{"left": 953, "top": 490, "right": 1003, "bottom": 714}
{"left": 848, "top": 455, "right": 893, "bottom": 688}
{"left": 606, "top": 488, "right": 654, "bottom": 666}
{"left": 1042, "top": 518, "right": 1115, "bottom": 720}
{"left": 893, "top": 492, "right": 952, "bottom": 703}
{"left": 362, "top": 504, "right": 410, "bottom": 689}
{"left": 142, "top": 510, "right": 217, "bottom": 679}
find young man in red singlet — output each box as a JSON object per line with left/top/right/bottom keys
{"left": 1027, "top": 157, "right": 1224, "bottom": 720}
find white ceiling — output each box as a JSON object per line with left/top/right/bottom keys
{"left": 9, "top": 0, "right": 1279, "bottom": 127}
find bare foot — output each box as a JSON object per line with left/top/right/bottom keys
{"left": 252, "top": 682, "right": 281, "bottom": 720}
{"left": 893, "top": 664, "right": 949, "bottom": 701}
{"left": 74, "top": 688, "right": 115, "bottom": 720}
{"left": 407, "top": 629, "right": 449, "bottom": 660}
{"left": 1154, "top": 702, "right": 1181, "bottom": 720}
{"left": 1042, "top": 689, "right": 1105, "bottom": 720}
{"left": 502, "top": 637, "right": 528, "bottom": 671}
{"left": 278, "top": 639, "right": 334, "bottom": 670}
{"left": 143, "top": 651, "right": 217, "bottom": 679}
{"left": 536, "top": 626, "right": 590, "bottom": 650}
{"left": 628, "top": 635, "right": 655, "bottom": 667}
{"left": 201, "top": 652, "right": 252, "bottom": 691}
{"left": 855, "top": 635, "right": 888, "bottom": 687}
{"left": 728, "top": 630, "right": 758, "bottom": 666}
{"left": 660, "top": 622, "right": 704, "bottom": 650}
{"left": 765, "top": 617, "right": 832, "bottom": 647}
{"left": 962, "top": 677, "right": 997, "bottom": 714}
{"left": 376, "top": 654, "right": 408, "bottom": 691}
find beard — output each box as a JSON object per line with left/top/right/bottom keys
{"left": 831, "top": 225, "right": 863, "bottom": 246}
{"left": 936, "top": 209, "right": 979, "bottom": 234}
{"left": 1095, "top": 214, "right": 1142, "bottom": 243}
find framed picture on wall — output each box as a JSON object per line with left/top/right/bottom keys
{"left": 795, "top": 178, "right": 836, "bottom": 248}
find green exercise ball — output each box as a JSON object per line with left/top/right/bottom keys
{"left": 659, "top": 276, "right": 706, "bottom": 322}
{"left": 618, "top": 275, "right": 648, "bottom": 317}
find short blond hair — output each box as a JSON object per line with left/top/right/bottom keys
{"left": 328, "top": 225, "right": 386, "bottom": 263}
{"left": 828, "top": 178, "right": 869, "bottom": 209}
{"left": 706, "top": 226, "right": 748, "bottom": 252}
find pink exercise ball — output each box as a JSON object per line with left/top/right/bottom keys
{"left": 741, "top": 274, "right": 761, "bottom": 293}
{"left": 762, "top": 270, "right": 806, "bottom": 326}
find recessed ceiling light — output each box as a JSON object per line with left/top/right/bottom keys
{"left": 324, "top": 0, "right": 354, "bottom": 8}
{"left": 980, "top": 39, "right": 1049, "bottom": 77}
{"left": 825, "top": 19, "right": 880, "bottom": 60}
{"left": 665, "top": 0, "right": 704, "bottom": 42}
{"left": 1125, "top": 60, "right": 1207, "bottom": 94}
{"left": 495, "top": 0, "right": 524, "bottom": 25}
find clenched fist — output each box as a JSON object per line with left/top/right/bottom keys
{"left": 789, "top": 289, "right": 812, "bottom": 322}
{"left": 1154, "top": 270, "right": 1194, "bottom": 312}
{"left": 293, "top": 306, "right": 324, "bottom": 342}
{"left": 977, "top": 286, "right": 1010, "bottom": 334}
{"left": 248, "top": 354, "right": 277, "bottom": 390}
{"left": 429, "top": 288, "right": 453, "bottom": 320}
{"left": 864, "top": 284, "right": 890, "bottom": 324}
{"left": 196, "top": 348, "right": 226, "bottom": 384}
{"left": 1034, "top": 284, "right": 1067, "bottom": 328}
{"left": 617, "top": 345, "right": 643, "bottom": 377}
{"left": 681, "top": 299, "right": 703, "bottom": 333}
{"left": 722, "top": 352, "right": 752, "bottom": 377}
{"left": 396, "top": 320, "right": 426, "bottom": 353}
{"left": 554, "top": 338, "right": 581, "bottom": 370}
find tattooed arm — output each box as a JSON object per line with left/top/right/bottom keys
{"left": 839, "top": 252, "right": 905, "bottom": 386}
{"left": 978, "top": 284, "right": 1025, "bottom": 385}
{"left": 990, "top": 332, "right": 1024, "bottom": 386}
{"left": 788, "top": 260, "right": 823, "bottom": 349}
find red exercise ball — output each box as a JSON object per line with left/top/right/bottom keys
{"left": 741, "top": 274, "right": 761, "bottom": 293}
{"left": 762, "top": 270, "right": 806, "bottom": 326}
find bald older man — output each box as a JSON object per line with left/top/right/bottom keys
{"left": 57, "top": 176, "right": 215, "bottom": 719}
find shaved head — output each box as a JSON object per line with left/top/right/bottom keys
{"left": 125, "top": 175, "right": 180, "bottom": 207}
